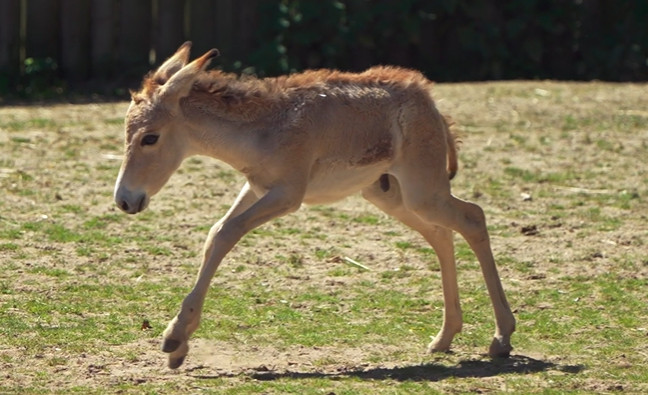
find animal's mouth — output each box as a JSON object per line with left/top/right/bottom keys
{"left": 137, "top": 195, "right": 149, "bottom": 213}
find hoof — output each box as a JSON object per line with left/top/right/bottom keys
{"left": 488, "top": 338, "right": 513, "bottom": 358}
{"left": 427, "top": 334, "right": 454, "bottom": 354}
{"left": 168, "top": 355, "right": 186, "bottom": 369}
{"left": 164, "top": 339, "right": 189, "bottom": 369}
{"left": 162, "top": 338, "right": 182, "bottom": 353}
{"left": 427, "top": 343, "right": 451, "bottom": 354}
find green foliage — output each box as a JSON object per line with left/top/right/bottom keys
{"left": 12, "top": 57, "right": 66, "bottom": 99}
{"left": 3, "top": 1, "right": 648, "bottom": 100}
{"left": 243, "top": 0, "right": 648, "bottom": 81}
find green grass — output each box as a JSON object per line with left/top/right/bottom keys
{"left": 1, "top": 118, "right": 58, "bottom": 131}
{"left": 1, "top": 84, "right": 647, "bottom": 393}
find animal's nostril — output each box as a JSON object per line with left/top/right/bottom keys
{"left": 120, "top": 200, "right": 130, "bottom": 212}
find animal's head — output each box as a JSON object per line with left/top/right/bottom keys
{"left": 114, "top": 42, "right": 219, "bottom": 214}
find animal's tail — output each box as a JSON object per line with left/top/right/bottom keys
{"left": 442, "top": 115, "right": 459, "bottom": 180}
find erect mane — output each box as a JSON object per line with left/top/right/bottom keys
{"left": 196, "top": 70, "right": 285, "bottom": 105}
{"left": 193, "top": 66, "right": 430, "bottom": 101}
{"left": 131, "top": 71, "right": 162, "bottom": 103}
{"left": 173, "top": 70, "right": 291, "bottom": 121}
{"left": 134, "top": 65, "right": 434, "bottom": 121}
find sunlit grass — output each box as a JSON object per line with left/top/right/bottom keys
{"left": 1, "top": 84, "right": 647, "bottom": 393}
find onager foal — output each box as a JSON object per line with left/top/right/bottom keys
{"left": 114, "top": 42, "right": 515, "bottom": 369}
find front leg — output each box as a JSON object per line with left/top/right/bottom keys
{"left": 161, "top": 183, "right": 303, "bottom": 369}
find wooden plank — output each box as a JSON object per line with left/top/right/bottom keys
{"left": 25, "top": 0, "right": 61, "bottom": 59}
{"left": 61, "top": 0, "right": 91, "bottom": 81}
{"left": 214, "top": 0, "right": 233, "bottom": 61}
{"left": 91, "top": 0, "right": 116, "bottom": 79}
{"left": 117, "top": 0, "right": 152, "bottom": 75}
{"left": 188, "top": 0, "right": 217, "bottom": 57}
{"left": 0, "top": 0, "right": 21, "bottom": 78}
{"left": 155, "top": 0, "right": 186, "bottom": 62}
{"left": 234, "top": 0, "right": 259, "bottom": 60}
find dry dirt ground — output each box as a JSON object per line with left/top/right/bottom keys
{"left": 1, "top": 81, "right": 647, "bottom": 393}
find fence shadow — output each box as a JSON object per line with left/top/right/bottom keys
{"left": 192, "top": 354, "right": 584, "bottom": 382}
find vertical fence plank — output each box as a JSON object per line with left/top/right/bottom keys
{"left": 61, "top": 0, "right": 91, "bottom": 82}
{"left": 189, "top": 0, "right": 217, "bottom": 57}
{"left": 2, "top": 1, "right": 645, "bottom": 90}
{"left": 214, "top": 0, "right": 233, "bottom": 61}
{"left": 91, "top": 0, "right": 116, "bottom": 79}
{"left": 216, "top": 0, "right": 260, "bottom": 64}
{"left": 156, "top": 0, "right": 186, "bottom": 62}
{"left": 234, "top": 0, "right": 259, "bottom": 61}
{"left": 117, "top": 0, "right": 152, "bottom": 78}
{"left": 0, "top": 0, "right": 21, "bottom": 81}
{"left": 26, "top": 0, "right": 61, "bottom": 59}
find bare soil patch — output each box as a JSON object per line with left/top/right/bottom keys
{"left": 1, "top": 81, "right": 647, "bottom": 393}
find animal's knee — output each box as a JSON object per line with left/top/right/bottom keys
{"left": 464, "top": 202, "right": 486, "bottom": 226}
{"left": 459, "top": 202, "right": 490, "bottom": 242}
{"left": 404, "top": 196, "right": 488, "bottom": 241}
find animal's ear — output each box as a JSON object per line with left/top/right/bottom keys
{"left": 158, "top": 48, "right": 220, "bottom": 101}
{"left": 153, "top": 41, "right": 193, "bottom": 83}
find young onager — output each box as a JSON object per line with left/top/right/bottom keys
{"left": 114, "top": 42, "right": 515, "bottom": 369}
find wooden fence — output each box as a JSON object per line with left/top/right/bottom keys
{"left": 1, "top": 0, "right": 647, "bottom": 91}
{"left": 0, "top": 0, "right": 259, "bottom": 84}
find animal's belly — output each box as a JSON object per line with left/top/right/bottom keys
{"left": 302, "top": 163, "right": 387, "bottom": 205}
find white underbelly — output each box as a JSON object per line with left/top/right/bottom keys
{"left": 302, "top": 164, "right": 387, "bottom": 205}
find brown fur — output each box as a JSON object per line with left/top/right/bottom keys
{"left": 114, "top": 43, "right": 514, "bottom": 369}
{"left": 135, "top": 65, "right": 460, "bottom": 178}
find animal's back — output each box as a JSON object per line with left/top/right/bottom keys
{"left": 277, "top": 65, "right": 432, "bottom": 91}
{"left": 269, "top": 66, "right": 455, "bottom": 204}
{"left": 275, "top": 65, "right": 452, "bottom": 169}
{"left": 193, "top": 65, "right": 457, "bottom": 181}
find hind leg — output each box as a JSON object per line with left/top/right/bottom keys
{"left": 391, "top": 150, "right": 515, "bottom": 357}
{"left": 363, "top": 176, "right": 462, "bottom": 353}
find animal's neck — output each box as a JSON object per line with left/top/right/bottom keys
{"left": 181, "top": 101, "right": 261, "bottom": 172}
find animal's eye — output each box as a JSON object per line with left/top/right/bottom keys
{"left": 141, "top": 134, "right": 159, "bottom": 146}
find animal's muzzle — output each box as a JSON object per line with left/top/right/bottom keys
{"left": 115, "top": 188, "right": 148, "bottom": 214}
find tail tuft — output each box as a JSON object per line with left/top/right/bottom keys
{"left": 442, "top": 115, "right": 460, "bottom": 180}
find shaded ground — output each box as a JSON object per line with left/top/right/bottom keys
{"left": 1, "top": 81, "right": 647, "bottom": 393}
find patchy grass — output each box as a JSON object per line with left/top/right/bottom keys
{"left": 0, "top": 83, "right": 647, "bottom": 393}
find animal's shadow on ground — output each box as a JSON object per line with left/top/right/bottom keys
{"left": 192, "top": 354, "right": 584, "bottom": 382}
